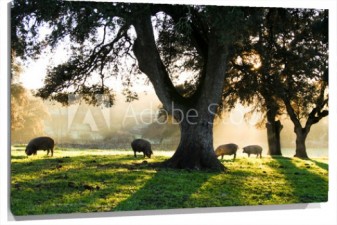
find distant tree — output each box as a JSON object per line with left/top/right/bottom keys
{"left": 11, "top": 83, "right": 27, "bottom": 133}
{"left": 277, "top": 9, "right": 328, "bottom": 158}
{"left": 11, "top": 88, "right": 50, "bottom": 143}
{"left": 224, "top": 9, "right": 328, "bottom": 158}
{"left": 224, "top": 9, "right": 290, "bottom": 156}
{"left": 11, "top": 56, "right": 49, "bottom": 143}
{"left": 12, "top": 1, "right": 261, "bottom": 170}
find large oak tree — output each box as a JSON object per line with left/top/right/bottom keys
{"left": 12, "top": 1, "right": 258, "bottom": 171}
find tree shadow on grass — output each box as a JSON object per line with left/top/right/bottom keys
{"left": 14, "top": 155, "right": 319, "bottom": 216}
{"left": 11, "top": 154, "right": 252, "bottom": 215}
{"left": 11, "top": 155, "right": 27, "bottom": 160}
{"left": 310, "top": 159, "right": 328, "bottom": 171}
{"left": 16, "top": 153, "right": 313, "bottom": 216}
{"left": 10, "top": 156, "right": 158, "bottom": 215}
{"left": 114, "top": 169, "right": 217, "bottom": 211}
{"left": 219, "top": 158, "right": 236, "bottom": 163}
{"left": 11, "top": 155, "right": 138, "bottom": 174}
{"left": 11, "top": 160, "right": 251, "bottom": 216}
{"left": 113, "top": 165, "right": 265, "bottom": 211}
{"left": 269, "top": 157, "right": 328, "bottom": 203}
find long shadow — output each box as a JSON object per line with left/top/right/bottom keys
{"left": 114, "top": 166, "right": 259, "bottom": 211}
{"left": 270, "top": 157, "right": 328, "bottom": 204}
{"left": 10, "top": 156, "right": 154, "bottom": 215}
{"left": 11, "top": 172, "right": 142, "bottom": 215}
{"left": 11, "top": 155, "right": 28, "bottom": 160}
{"left": 15, "top": 154, "right": 316, "bottom": 215}
{"left": 11, "top": 154, "right": 136, "bottom": 175}
{"left": 114, "top": 169, "right": 216, "bottom": 211}
{"left": 310, "top": 159, "right": 328, "bottom": 171}
{"left": 11, "top": 153, "right": 255, "bottom": 215}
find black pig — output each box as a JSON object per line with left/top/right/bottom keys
{"left": 243, "top": 145, "right": 263, "bottom": 158}
{"left": 215, "top": 143, "right": 238, "bottom": 161}
{"left": 25, "top": 136, "right": 55, "bottom": 157}
{"left": 131, "top": 139, "right": 153, "bottom": 158}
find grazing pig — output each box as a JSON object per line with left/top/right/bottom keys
{"left": 131, "top": 139, "right": 153, "bottom": 158}
{"left": 243, "top": 145, "right": 263, "bottom": 158}
{"left": 215, "top": 143, "right": 238, "bottom": 161}
{"left": 25, "top": 136, "right": 55, "bottom": 157}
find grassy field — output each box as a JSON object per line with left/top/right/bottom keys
{"left": 10, "top": 147, "right": 328, "bottom": 216}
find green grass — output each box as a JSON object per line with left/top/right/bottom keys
{"left": 10, "top": 147, "right": 328, "bottom": 216}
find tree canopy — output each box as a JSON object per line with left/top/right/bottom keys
{"left": 224, "top": 8, "right": 328, "bottom": 157}
{"left": 12, "top": 2, "right": 256, "bottom": 107}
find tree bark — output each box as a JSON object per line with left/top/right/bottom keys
{"left": 282, "top": 96, "right": 327, "bottom": 159}
{"left": 164, "top": 120, "right": 225, "bottom": 171}
{"left": 283, "top": 99, "right": 311, "bottom": 159}
{"left": 294, "top": 128, "right": 309, "bottom": 158}
{"left": 266, "top": 120, "right": 283, "bottom": 156}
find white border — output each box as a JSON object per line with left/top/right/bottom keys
{"left": 1, "top": 0, "right": 336, "bottom": 225}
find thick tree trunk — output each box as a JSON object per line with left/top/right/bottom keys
{"left": 294, "top": 128, "right": 309, "bottom": 159}
{"left": 264, "top": 103, "right": 283, "bottom": 156}
{"left": 164, "top": 120, "right": 225, "bottom": 171}
{"left": 132, "top": 12, "right": 227, "bottom": 171}
{"left": 266, "top": 120, "right": 283, "bottom": 156}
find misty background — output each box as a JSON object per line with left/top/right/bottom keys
{"left": 11, "top": 90, "right": 328, "bottom": 158}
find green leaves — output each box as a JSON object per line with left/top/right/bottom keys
{"left": 224, "top": 8, "right": 328, "bottom": 124}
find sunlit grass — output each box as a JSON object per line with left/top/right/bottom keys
{"left": 11, "top": 147, "right": 328, "bottom": 216}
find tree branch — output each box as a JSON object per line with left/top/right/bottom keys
{"left": 132, "top": 10, "right": 187, "bottom": 114}
{"left": 195, "top": 34, "right": 228, "bottom": 115}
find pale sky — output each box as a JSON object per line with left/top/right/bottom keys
{"left": 18, "top": 13, "right": 194, "bottom": 92}
{"left": 19, "top": 36, "right": 71, "bottom": 90}
{"left": 19, "top": 46, "right": 155, "bottom": 93}
{"left": 20, "top": 57, "right": 49, "bottom": 90}
{"left": 19, "top": 45, "right": 195, "bottom": 93}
